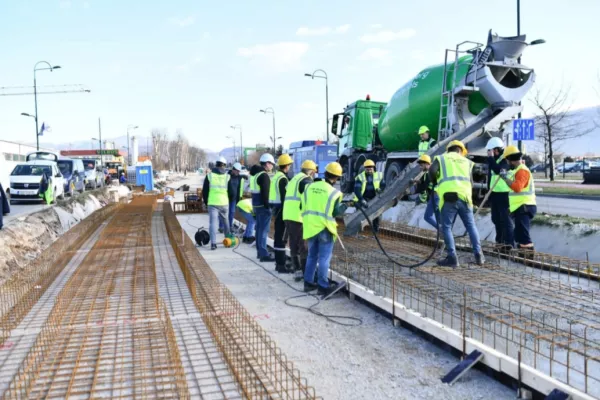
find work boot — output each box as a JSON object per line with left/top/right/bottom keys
{"left": 436, "top": 255, "right": 459, "bottom": 268}
{"left": 260, "top": 255, "right": 276, "bottom": 262}
{"left": 218, "top": 228, "right": 224, "bottom": 234}
{"left": 292, "top": 256, "right": 304, "bottom": 282}
{"left": 474, "top": 253, "right": 485, "bottom": 266}
{"left": 303, "top": 281, "right": 318, "bottom": 292}
{"left": 211, "top": 244, "right": 217, "bottom": 251}
{"left": 317, "top": 281, "right": 346, "bottom": 300}
{"left": 276, "top": 264, "right": 294, "bottom": 274}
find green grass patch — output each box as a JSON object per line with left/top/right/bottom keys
{"left": 539, "top": 186, "right": 600, "bottom": 196}
{"left": 532, "top": 213, "right": 600, "bottom": 230}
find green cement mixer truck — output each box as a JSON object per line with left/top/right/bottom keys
{"left": 332, "top": 30, "right": 544, "bottom": 201}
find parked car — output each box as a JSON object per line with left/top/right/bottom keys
{"left": 57, "top": 158, "right": 86, "bottom": 196}
{"left": 82, "top": 159, "right": 104, "bottom": 189}
{"left": 9, "top": 161, "right": 66, "bottom": 204}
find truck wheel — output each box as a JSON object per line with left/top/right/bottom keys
{"left": 385, "top": 161, "right": 406, "bottom": 187}
{"left": 340, "top": 160, "right": 354, "bottom": 193}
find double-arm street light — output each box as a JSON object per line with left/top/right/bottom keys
{"left": 259, "top": 108, "right": 278, "bottom": 154}
{"left": 230, "top": 124, "right": 243, "bottom": 163}
{"left": 304, "top": 69, "right": 329, "bottom": 142}
{"left": 127, "top": 125, "right": 138, "bottom": 165}
{"left": 32, "top": 61, "right": 61, "bottom": 151}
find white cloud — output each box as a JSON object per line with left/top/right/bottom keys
{"left": 335, "top": 24, "right": 351, "bottom": 34}
{"left": 358, "top": 48, "right": 390, "bottom": 61}
{"left": 296, "top": 26, "right": 331, "bottom": 36}
{"left": 238, "top": 42, "right": 309, "bottom": 70}
{"left": 59, "top": 0, "right": 71, "bottom": 9}
{"left": 168, "top": 16, "right": 196, "bottom": 27}
{"left": 360, "top": 29, "right": 416, "bottom": 43}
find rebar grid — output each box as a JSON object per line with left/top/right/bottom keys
{"left": 3, "top": 197, "right": 189, "bottom": 399}
{"left": 331, "top": 221, "right": 600, "bottom": 396}
{"left": 164, "top": 204, "right": 321, "bottom": 399}
{"left": 0, "top": 203, "right": 120, "bottom": 345}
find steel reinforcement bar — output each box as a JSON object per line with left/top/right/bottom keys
{"left": 163, "top": 203, "right": 320, "bottom": 400}
{"left": 2, "top": 197, "right": 189, "bottom": 399}
{"left": 331, "top": 222, "right": 600, "bottom": 398}
{"left": 0, "top": 203, "right": 120, "bottom": 346}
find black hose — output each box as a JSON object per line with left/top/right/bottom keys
{"left": 356, "top": 203, "right": 441, "bottom": 269}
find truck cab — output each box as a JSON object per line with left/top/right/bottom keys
{"left": 331, "top": 96, "right": 387, "bottom": 192}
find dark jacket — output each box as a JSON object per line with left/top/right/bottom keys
{"left": 227, "top": 171, "right": 248, "bottom": 203}
{"left": 414, "top": 172, "right": 433, "bottom": 199}
{"left": 354, "top": 173, "right": 376, "bottom": 201}
{"left": 276, "top": 172, "right": 288, "bottom": 207}
{"left": 203, "top": 167, "right": 234, "bottom": 205}
{"left": 0, "top": 183, "right": 9, "bottom": 230}
{"left": 250, "top": 164, "right": 271, "bottom": 208}
{"left": 487, "top": 153, "right": 509, "bottom": 189}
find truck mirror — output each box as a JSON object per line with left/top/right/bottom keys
{"left": 331, "top": 117, "right": 339, "bottom": 136}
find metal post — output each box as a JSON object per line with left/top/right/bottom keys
{"left": 34, "top": 72, "right": 39, "bottom": 151}
{"left": 239, "top": 127, "right": 243, "bottom": 164}
{"left": 127, "top": 128, "right": 130, "bottom": 166}
{"left": 272, "top": 112, "right": 276, "bottom": 154}
{"left": 517, "top": 0, "right": 522, "bottom": 152}
{"left": 325, "top": 77, "right": 329, "bottom": 143}
{"left": 98, "top": 118, "right": 103, "bottom": 168}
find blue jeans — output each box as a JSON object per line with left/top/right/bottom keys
{"left": 441, "top": 199, "right": 482, "bottom": 258}
{"left": 219, "top": 202, "right": 236, "bottom": 231}
{"left": 254, "top": 206, "right": 272, "bottom": 258}
{"left": 304, "top": 229, "right": 334, "bottom": 289}
{"left": 238, "top": 210, "right": 255, "bottom": 238}
{"left": 424, "top": 193, "right": 440, "bottom": 229}
{"left": 208, "top": 205, "right": 229, "bottom": 245}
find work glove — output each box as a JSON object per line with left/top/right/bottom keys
{"left": 356, "top": 199, "right": 368, "bottom": 209}
{"left": 499, "top": 169, "right": 508, "bottom": 179}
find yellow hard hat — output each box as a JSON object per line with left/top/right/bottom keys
{"left": 363, "top": 159, "right": 376, "bottom": 168}
{"left": 325, "top": 162, "right": 343, "bottom": 177}
{"left": 418, "top": 126, "right": 430, "bottom": 135}
{"left": 301, "top": 159, "right": 317, "bottom": 170}
{"left": 277, "top": 154, "right": 293, "bottom": 166}
{"left": 417, "top": 155, "right": 431, "bottom": 164}
{"left": 446, "top": 140, "right": 468, "bottom": 156}
{"left": 502, "top": 145, "right": 521, "bottom": 159}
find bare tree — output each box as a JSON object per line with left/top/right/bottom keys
{"left": 150, "top": 128, "right": 208, "bottom": 172}
{"left": 531, "top": 84, "right": 594, "bottom": 181}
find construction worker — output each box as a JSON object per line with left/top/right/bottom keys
{"left": 354, "top": 159, "right": 384, "bottom": 232}
{"left": 499, "top": 146, "right": 537, "bottom": 251}
{"left": 486, "top": 137, "right": 514, "bottom": 250}
{"left": 202, "top": 156, "right": 232, "bottom": 250}
{"left": 236, "top": 198, "right": 255, "bottom": 244}
{"left": 429, "top": 140, "right": 484, "bottom": 268}
{"left": 413, "top": 155, "right": 439, "bottom": 229}
{"left": 418, "top": 126, "right": 436, "bottom": 156}
{"left": 251, "top": 153, "right": 276, "bottom": 262}
{"left": 270, "top": 154, "right": 294, "bottom": 273}
{"left": 302, "top": 162, "right": 348, "bottom": 298}
{"left": 283, "top": 159, "right": 317, "bottom": 282}
{"left": 0, "top": 182, "right": 9, "bottom": 230}
{"left": 119, "top": 172, "right": 127, "bottom": 184}
{"left": 39, "top": 171, "right": 54, "bottom": 205}
{"left": 220, "top": 162, "right": 247, "bottom": 232}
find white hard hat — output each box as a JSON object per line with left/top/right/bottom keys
{"left": 232, "top": 162, "right": 242, "bottom": 171}
{"left": 486, "top": 137, "right": 504, "bottom": 150}
{"left": 259, "top": 153, "right": 275, "bottom": 164}
{"left": 216, "top": 156, "right": 227, "bottom": 164}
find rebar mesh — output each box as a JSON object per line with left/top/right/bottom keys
{"left": 2, "top": 197, "right": 189, "bottom": 399}
{"left": 164, "top": 203, "right": 321, "bottom": 399}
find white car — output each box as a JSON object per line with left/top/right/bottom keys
{"left": 9, "top": 161, "right": 66, "bottom": 204}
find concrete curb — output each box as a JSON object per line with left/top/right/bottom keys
{"left": 537, "top": 193, "right": 600, "bottom": 202}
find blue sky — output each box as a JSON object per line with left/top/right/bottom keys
{"left": 1, "top": 0, "right": 599, "bottom": 152}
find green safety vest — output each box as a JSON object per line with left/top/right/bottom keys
{"left": 269, "top": 171, "right": 288, "bottom": 205}
{"left": 418, "top": 174, "right": 433, "bottom": 203}
{"left": 237, "top": 198, "right": 254, "bottom": 215}
{"left": 508, "top": 164, "right": 536, "bottom": 213}
{"left": 418, "top": 138, "right": 435, "bottom": 156}
{"left": 434, "top": 152, "right": 473, "bottom": 210}
{"left": 207, "top": 172, "right": 230, "bottom": 206}
{"left": 250, "top": 171, "right": 265, "bottom": 194}
{"left": 301, "top": 180, "right": 343, "bottom": 241}
{"left": 283, "top": 172, "right": 310, "bottom": 223}
{"left": 491, "top": 158, "right": 511, "bottom": 193}
{"left": 237, "top": 178, "right": 245, "bottom": 200}
{"left": 353, "top": 171, "right": 382, "bottom": 201}
{"left": 39, "top": 177, "right": 54, "bottom": 205}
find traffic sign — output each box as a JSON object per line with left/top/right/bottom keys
{"left": 512, "top": 119, "right": 535, "bottom": 141}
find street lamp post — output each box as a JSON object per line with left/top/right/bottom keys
{"left": 259, "top": 108, "right": 276, "bottom": 154}
{"left": 226, "top": 135, "right": 237, "bottom": 162}
{"left": 34, "top": 61, "right": 61, "bottom": 151}
{"left": 230, "top": 125, "right": 243, "bottom": 163}
{"left": 127, "top": 125, "right": 138, "bottom": 165}
{"left": 270, "top": 136, "right": 283, "bottom": 155}
{"left": 304, "top": 69, "right": 329, "bottom": 142}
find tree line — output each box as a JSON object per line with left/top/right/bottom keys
{"left": 151, "top": 128, "right": 207, "bottom": 172}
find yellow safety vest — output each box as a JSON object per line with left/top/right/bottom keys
{"left": 491, "top": 158, "right": 511, "bottom": 193}
{"left": 353, "top": 171, "right": 382, "bottom": 201}
{"left": 301, "top": 180, "right": 342, "bottom": 241}
{"left": 508, "top": 164, "right": 536, "bottom": 213}
{"left": 249, "top": 171, "right": 265, "bottom": 194}
{"left": 207, "top": 173, "right": 230, "bottom": 206}
{"left": 269, "top": 171, "right": 287, "bottom": 205}
{"left": 434, "top": 152, "right": 473, "bottom": 210}
{"left": 283, "top": 172, "right": 310, "bottom": 223}
{"left": 237, "top": 198, "right": 254, "bottom": 215}
{"left": 418, "top": 138, "right": 435, "bottom": 156}
{"left": 237, "top": 178, "right": 245, "bottom": 200}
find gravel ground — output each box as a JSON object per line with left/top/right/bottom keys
{"left": 179, "top": 210, "right": 515, "bottom": 400}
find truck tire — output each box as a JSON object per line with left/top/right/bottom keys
{"left": 385, "top": 161, "right": 407, "bottom": 187}
{"left": 340, "top": 159, "right": 354, "bottom": 193}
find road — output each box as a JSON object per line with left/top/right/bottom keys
{"left": 4, "top": 201, "right": 50, "bottom": 223}
{"left": 537, "top": 196, "right": 600, "bottom": 219}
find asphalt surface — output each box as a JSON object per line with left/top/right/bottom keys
{"left": 536, "top": 196, "right": 600, "bottom": 219}
{"left": 4, "top": 201, "right": 51, "bottom": 224}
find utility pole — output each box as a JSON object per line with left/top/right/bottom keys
{"left": 517, "top": 0, "right": 522, "bottom": 152}
{"left": 98, "top": 118, "right": 103, "bottom": 167}
{"left": 304, "top": 69, "right": 329, "bottom": 142}
{"left": 33, "top": 61, "right": 61, "bottom": 150}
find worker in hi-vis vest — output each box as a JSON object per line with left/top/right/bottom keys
{"left": 301, "top": 162, "right": 348, "bottom": 299}
{"left": 412, "top": 154, "right": 439, "bottom": 229}
{"left": 202, "top": 156, "right": 232, "bottom": 250}
{"left": 499, "top": 145, "right": 537, "bottom": 252}
{"left": 250, "top": 153, "right": 276, "bottom": 262}
{"left": 236, "top": 198, "right": 255, "bottom": 244}
{"left": 429, "top": 140, "right": 484, "bottom": 268}
{"left": 283, "top": 159, "right": 317, "bottom": 282}
{"left": 269, "top": 154, "right": 294, "bottom": 273}
{"left": 353, "top": 159, "right": 385, "bottom": 232}
{"left": 418, "top": 126, "right": 436, "bottom": 156}
{"left": 486, "top": 137, "right": 513, "bottom": 250}
{"left": 219, "top": 162, "right": 247, "bottom": 233}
